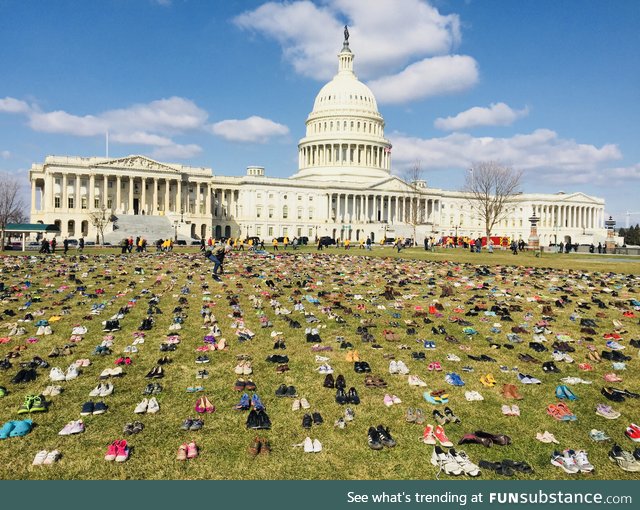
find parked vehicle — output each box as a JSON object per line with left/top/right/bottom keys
{"left": 318, "top": 236, "right": 336, "bottom": 246}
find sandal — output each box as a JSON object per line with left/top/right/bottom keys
{"left": 478, "top": 460, "right": 515, "bottom": 476}
{"left": 501, "top": 459, "right": 534, "bottom": 474}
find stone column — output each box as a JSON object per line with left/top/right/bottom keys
{"left": 139, "top": 177, "right": 146, "bottom": 214}
{"left": 164, "top": 179, "right": 170, "bottom": 213}
{"left": 152, "top": 178, "right": 158, "bottom": 215}
{"left": 62, "top": 174, "right": 68, "bottom": 210}
{"left": 176, "top": 180, "right": 182, "bottom": 213}
{"left": 103, "top": 175, "right": 108, "bottom": 208}
{"left": 75, "top": 174, "right": 81, "bottom": 210}
{"left": 31, "top": 180, "right": 36, "bottom": 212}
{"left": 205, "top": 184, "right": 212, "bottom": 217}
{"left": 89, "top": 174, "right": 95, "bottom": 210}
{"left": 116, "top": 176, "right": 121, "bottom": 213}
{"left": 128, "top": 177, "right": 134, "bottom": 214}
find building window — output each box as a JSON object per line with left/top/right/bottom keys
{"left": 283, "top": 227, "right": 288, "bottom": 236}
{"left": 81, "top": 197, "right": 87, "bottom": 209}
{"left": 309, "top": 196, "right": 313, "bottom": 202}
{"left": 297, "top": 227, "right": 302, "bottom": 237}
{"left": 54, "top": 196, "right": 61, "bottom": 208}
{"left": 268, "top": 193, "right": 274, "bottom": 199}
{"left": 257, "top": 193, "right": 262, "bottom": 200}
{"left": 308, "top": 208, "right": 314, "bottom": 220}
{"left": 297, "top": 207, "right": 303, "bottom": 220}
{"left": 68, "top": 197, "right": 74, "bottom": 209}
{"left": 256, "top": 207, "right": 262, "bottom": 218}
{"left": 268, "top": 208, "right": 274, "bottom": 219}
{"left": 268, "top": 226, "right": 273, "bottom": 237}
{"left": 108, "top": 181, "right": 113, "bottom": 188}
{"left": 283, "top": 205, "right": 288, "bottom": 219}
{"left": 121, "top": 182, "right": 126, "bottom": 189}
{"left": 283, "top": 195, "right": 287, "bottom": 200}
{"left": 94, "top": 198, "right": 100, "bottom": 208}
{"left": 297, "top": 195, "right": 302, "bottom": 201}
{"left": 107, "top": 199, "right": 113, "bottom": 209}
{"left": 308, "top": 228, "right": 313, "bottom": 237}
{"left": 256, "top": 226, "right": 261, "bottom": 236}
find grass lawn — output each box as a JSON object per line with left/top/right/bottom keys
{"left": 0, "top": 245, "right": 638, "bottom": 479}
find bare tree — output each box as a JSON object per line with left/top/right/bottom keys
{"left": 89, "top": 205, "right": 115, "bottom": 244}
{"left": 463, "top": 161, "right": 523, "bottom": 242}
{"left": 0, "top": 175, "right": 27, "bottom": 248}
{"left": 402, "top": 161, "right": 426, "bottom": 246}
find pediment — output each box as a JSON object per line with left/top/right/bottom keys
{"left": 96, "top": 155, "right": 179, "bottom": 172}
{"left": 368, "top": 176, "right": 419, "bottom": 192}
{"left": 554, "top": 192, "right": 602, "bottom": 204}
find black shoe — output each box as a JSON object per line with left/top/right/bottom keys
{"left": 335, "top": 388, "right": 347, "bottom": 405}
{"left": 323, "top": 374, "right": 335, "bottom": 388}
{"left": 376, "top": 425, "right": 397, "bottom": 447}
{"left": 246, "top": 409, "right": 259, "bottom": 429}
{"left": 480, "top": 354, "right": 497, "bottom": 362}
{"left": 143, "top": 383, "right": 155, "bottom": 395}
{"left": 347, "top": 387, "right": 360, "bottom": 405}
{"left": 629, "top": 339, "right": 640, "bottom": 349}
{"left": 256, "top": 409, "right": 271, "bottom": 429}
{"left": 302, "top": 413, "right": 312, "bottom": 429}
{"left": 335, "top": 374, "right": 346, "bottom": 389}
{"left": 354, "top": 362, "right": 365, "bottom": 373}
{"left": 275, "top": 384, "right": 287, "bottom": 397}
{"left": 367, "top": 426, "right": 383, "bottom": 450}
{"left": 360, "top": 361, "right": 372, "bottom": 372}
{"left": 601, "top": 387, "right": 625, "bottom": 402}
{"left": 0, "top": 359, "right": 12, "bottom": 370}
{"left": 542, "top": 361, "right": 560, "bottom": 373}
{"left": 529, "top": 342, "right": 547, "bottom": 352}
{"left": 312, "top": 412, "right": 323, "bottom": 425}
{"left": 634, "top": 448, "right": 640, "bottom": 462}
{"left": 444, "top": 406, "right": 461, "bottom": 424}
{"left": 11, "top": 369, "right": 27, "bottom": 384}
{"left": 285, "top": 385, "right": 297, "bottom": 397}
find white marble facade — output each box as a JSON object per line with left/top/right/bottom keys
{"left": 29, "top": 38, "right": 607, "bottom": 246}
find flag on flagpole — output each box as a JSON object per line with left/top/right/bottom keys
{"left": 384, "top": 146, "right": 391, "bottom": 153}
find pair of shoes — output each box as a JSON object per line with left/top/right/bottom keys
{"left": 405, "top": 407, "right": 426, "bottom": 424}
{"left": 17, "top": 395, "right": 47, "bottom": 413}
{"left": 383, "top": 394, "right": 402, "bottom": 407}
{"left": 275, "top": 384, "right": 298, "bottom": 398}
{"left": 407, "top": 375, "right": 427, "bottom": 387}
{"left": 423, "top": 390, "right": 448, "bottom": 404}
{"left": 389, "top": 360, "right": 410, "bottom": 374}
{"left": 291, "top": 398, "right": 310, "bottom": 411}
{"left": 90, "top": 382, "right": 114, "bottom": 397}
{"left": 105, "top": 440, "right": 130, "bottom": 462}
{"left": 589, "top": 429, "right": 610, "bottom": 441}
{"left": 234, "top": 378, "right": 256, "bottom": 391}
{"left": 143, "top": 383, "right": 163, "bottom": 395}
{"left": 295, "top": 437, "right": 322, "bottom": 453}
{"left": 432, "top": 447, "right": 481, "bottom": 476}
{"left": 0, "top": 419, "right": 34, "bottom": 438}
{"left": 555, "top": 384, "right": 578, "bottom": 401}
{"left": 432, "top": 407, "right": 461, "bottom": 425}
{"left": 246, "top": 408, "right": 271, "bottom": 429}
{"left": 58, "top": 419, "right": 84, "bottom": 435}
{"left": 445, "top": 373, "right": 465, "bottom": 386}
{"left": 134, "top": 397, "right": 160, "bottom": 414}
{"left": 42, "top": 385, "right": 62, "bottom": 397}
{"left": 99, "top": 367, "right": 123, "bottom": 379}
{"left": 145, "top": 366, "right": 164, "bottom": 379}
{"left": 464, "top": 390, "right": 484, "bottom": 401}
{"left": 459, "top": 430, "right": 511, "bottom": 447}
{"left": 518, "top": 373, "right": 541, "bottom": 384}
{"left": 80, "top": 400, "right": 108, "bottom": 415}
{"left": 536, "top": 430, "right": 559, "bottom": 444}
{"left": 180, "top": 418, "right": 204, "bottom": 431}
{"left": 353, "top": 361, "right": 371, "bottom": 373}
{"left": 368, "top": 425, "right": 396, "bottom": 450}
{"left": 480, "top": 374, "right": 496, "bottom": 387}
{"left": 546, "top": 402, "right": 577, "bottom": 421}
{"left": 595, "top": 403, "right": 621, "bottom": 419}
{"left": 32, "top": 449, "right": 61, "bottom": 465}
{"left": 123, "top": 421, "right": 144, "bottom": 435}
{"left": 248, "top": 436, "right": 271, "bottom": 456}
{"left": 336, "top": 387, "right": 360, "bottom": 405}
{"left": 301, "top": 412, "right": 323, "bottom": 428}
{"left": 501, "top": 404, "right": 520, "bottom": 416}
{"left": 422, "top": 424, "right": 453, "bottom": 446}
{"left": 194, "top": 396, "right": 215, "bottom": 413}
{"left": 625, "top": 423, "right": 640, "bottom": 442}
{"left": 176, "top": 442, "right": 198, "bottom": 460}
{"left": 550, "top": 449, "right": 594, "bottom": 473}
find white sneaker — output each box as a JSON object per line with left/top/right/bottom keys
{"left": 72, "top": 326, "right": 87, "bottom": 335}
{"left": 49, "top": 385, "right": 62, "bottom": 396}
{"left": 396, "top": 361, "right": 410, "bottom": 375}
{"left": 300, "top": 398, "right": 310, "bottom": 409}
{"left": 450, "top": 449, "right": 481, "bottom": 476}
{"left": 312, "top": 439, "right": 322, "bottom": 452}
{"left": 49, "top": 367, "right": 66, "bottom": 382}
{"left": 303, "top": 437, "right": 314, "bottom": 453}
{"left": 33, "top": 450, "right": 48, "bottom": 466}
{"left": 389, "top": 360, "right": 398, "bottom": 374}
{"left": 134, "top": 398, "right": 149, "bottom": 414}
{"left": 315, "top": 355, "right": 330, "bottom": 363}
{"left": 147, "top": 397, "right": 160, "bottom": 413}
{"left": 431, "top": 446, "right": 463, "bottom": 475}
{"left": 89, "top": 384, "right": 103, "bottom": 397}
{"left": 65, "top": 365, "right": 80, "bottom": 381}
{"left": 99, "top": 382, "right": 114, "bottom": 397}
{"left": 292, "top": 399, "right": 301, "bottom": 411}
{"left": 572, "top": 450, "right": 594, "bottom": 472}
{"left": 446, "top": 353, "right": 461, "bottom": 362}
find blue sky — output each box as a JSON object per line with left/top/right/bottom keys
{"left": 1, "top": 0, "right": 638, "bottom": 224}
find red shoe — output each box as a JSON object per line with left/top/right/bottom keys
{"left": 434, "top": 425, "right": 453, "bottom": 447}
{"left": 422, "top": 424, "right": 436, "bottom": 445}
{"left": 115, "top": 440, "right": 130, "bottom": 462}
{"left": 195, "top": 397, "right": 206, "bottom": 414}
{"left": 187, "top": 441, "right": 199, "bottom": 459}
{"left": 625, "top": 427, "right": 640, "bottom": 442}
{"left": 578, "top": 363, "right": 593, "bottom": 371}
{"left": 104, "top": 441, "right": 118, "bottom": 461}
{"left": 114, "top": 357, "right": 124, "bottom": 365}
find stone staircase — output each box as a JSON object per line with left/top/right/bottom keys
{"left": 104, "top": 214, "right": 187, "bottom": 243}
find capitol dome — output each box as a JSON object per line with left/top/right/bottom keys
{"left": 291, "top": 35, "right": 392, "bottom": 183}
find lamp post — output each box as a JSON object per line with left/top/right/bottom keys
{"left": 454, "top": 225, "right": 459, "bottom": 247}
{"left": 528, "top": 212, "right": 540, "bottom": 251}
{"left": 174, "top": 221, "right": 178, "bottom": 242}
{"left": 604, "top": 215, "right": 616, "bottom": 253}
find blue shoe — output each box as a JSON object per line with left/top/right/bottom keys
{"left": 9, "top": 419, "right": 33, "bottom": 437}
{"left": 235, "top": 393, "right": 250, "bottom": 411}
{"left": 251, "top": 394, "right": 265, "bottom": 411}
{"left": 555, "top": 385, "right": 565, "bottom": 399}
{"left": 0, "top": 421, "right": 17, "bottom": 439}
{"left": 563, "top": 385, "right": 578, "bottom": 401}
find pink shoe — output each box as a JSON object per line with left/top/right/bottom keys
{"left": 422, "top": 424, "right": 436, "bottom": 445}
{"left": 195, "top": 397, "right": 206, "bottom": 414}
{"left": 105, "top": 441, "right": 118, "bottom": 461}
{"left": 186, "top": 441, "right": 198, "bottom": 459}
{"left": 383, "top": 394, "right": 394, "bottom": 407}
{"left": 115, "top": 440, "right": 130, "bottom": 462}
{"left": 434, "top": 425, "right": 453, "bottom": 447}
{"left": 604, "top": 373, "right": 623, "bottom": 382}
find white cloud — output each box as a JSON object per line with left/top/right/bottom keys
{"left": 0, "top": 97, "right": 32, "bottom": 114}
{"left": 389, "top": 129, "right": 622, "bottom": 184}
{"left": 234, "top": 0, "right": 473, "bottom": 102}
{"left": 368, "top": 55, "right": 478, "bottom": 104}
{"left": 209, "top": 116, "right": 289, "bottom": 143}
{"left": 434, "top": 102, "right": 530, "bottom": 131}
{"left": 1, "top": 150, "right": 11, "bottom": 159}
{"left": 151, "top": 143, "right": 202, "bottom": 160}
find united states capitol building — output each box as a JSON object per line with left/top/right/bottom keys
{"left": 29, "top": 35, "right": 607, "bottom": 247}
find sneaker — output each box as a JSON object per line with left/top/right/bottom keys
{"left": 367, "top": 427, "right": 383, "bottom": 450}
{"left": 431, "top": 445, "right": 463, "bottom": 475}
{"left": 80, "top": 401, "right": 95, "bottom": 416}
{"left": 450, "top": 448, "right": 481, "bottom": 476}
{"left": 134, "top": 398, "right": 149, "bottom": 414}
{"left": 589, "top": 429, "right": 610, "bottom": 441}
{"left": 422, "top": 424, "right": 436, "bottom": 445}
{"left": 147, "top": 397, "right": 160, "bottom": 413}
{"left": 376, "top": 425, "right": 397, "bottom": 447}
{"left": 93, "top": 401, "right": 108, "bottom": 415}
{"left": 312, "top": 439, "right": 322, "bottom": 452}
{"left": 105, "top": 441, "right": 118, "bottom": 461}
{"left": 550, "top": 449, "right": 580, "bottom": 474}
{"left": 572, "top": 450, "right": 594, "bottom": 472}
{"left": 115, "top": 440, "right": 130, "bottom": 462}
{"left": 434, "top": 425, "right": 453, "bottom": 447}
{"left": 609, "top": 444, "right": 640, "bottom": 472}
{"left": 303, "top": 436, "right": 313, "bottom": 453}
{"left": 99, "top": 382, "right": 114, "bottom": 397}
{"left": 33, "top": 449, "right": 49, "bottom": 466}
{"left": 596, "top": 403, "right": 621, "bottom": 419}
